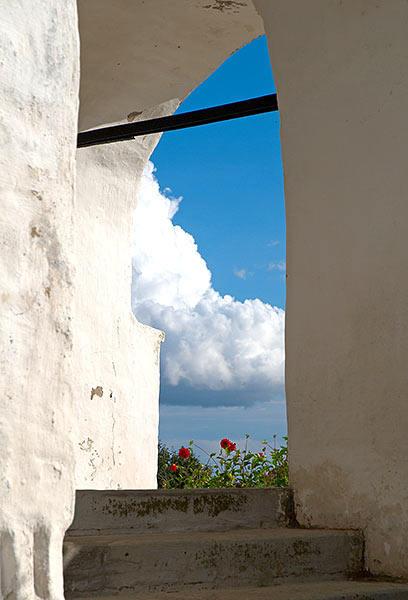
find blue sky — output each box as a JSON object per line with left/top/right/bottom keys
{"left": 131, "top": 36, "right": 287, "bottom": 455}
{"left": 151, "top": 36, "right": 285, "bottom": 309}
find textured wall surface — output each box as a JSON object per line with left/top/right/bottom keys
{"left": 74, "top": 103, "right": 178, "bottom": 490}
{"left": 77, "top": 0, "right": 264, "bottom": 130}
{"left": 256, "top": 0, "right": 408, "bottom": 577}
{"left": 0, "top": 1, "right": 79, "bottom": 597}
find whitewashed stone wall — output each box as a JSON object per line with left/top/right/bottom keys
{"left": 73, "top": 102, "right": 178, "bottom": 490}
{"left": 0, "top": 1, "right": 79, "bottom": 598}
{"left": 256, "top": 0, "right": 408, "bottom": 578}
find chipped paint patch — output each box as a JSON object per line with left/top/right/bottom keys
{"left": 203, "top": 1, "right": 247, "bottom": 13}
{"left": 90, "top": 386, "right": 103, "bottom": 400}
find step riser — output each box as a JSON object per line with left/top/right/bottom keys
{"left": 63, "top": 531, "right": 363, "bottom": 597}
{"left": 68, "top": 488, "right": 295, "bottom": 536}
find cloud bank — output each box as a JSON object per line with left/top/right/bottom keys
{"left": 131, "top": 162, "right": 285, "bottom": 407}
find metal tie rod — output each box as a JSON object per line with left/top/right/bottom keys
{"left": 77, "top": 93, "right": 278, "bottom": 148}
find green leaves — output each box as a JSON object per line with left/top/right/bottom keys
{"left": 157, "top": 435, "right": 289, "bottom": 489}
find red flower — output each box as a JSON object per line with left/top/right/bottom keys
{"left": 228, "top": 442, "right": 236, "bottom": 452}
{"left": 220, "top": 438, "right": 230, "bottom": 449}
{"left": 258, "top": 453, "right": 263, "bottom": 457}
{"left": 170, "top": 464, "right": 178, "bottom": 472}
{"left": 178, "top": 446, "right": 190, "bottom": 459}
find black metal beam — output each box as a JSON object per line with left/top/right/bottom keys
{"left": 77, "top": 93, "right": 278, "bottom": 148}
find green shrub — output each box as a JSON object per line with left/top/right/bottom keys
{"left": 157, "top": 434, "right": 288, "bottom": 489}
{"left": 157, "top": 441, "right": 212, "bottom": 489}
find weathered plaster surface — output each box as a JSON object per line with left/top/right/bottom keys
{"left": 77, "top": 0, "right": 264, "bottom": 130}
{"left": 255, "top": 0, "right": 408, "bottom": 577}
{"left": 0, "top": 1, "right": 79, "bottom": 597}
{"left": 74, "top": 103, "right": 179, "bottom": 490}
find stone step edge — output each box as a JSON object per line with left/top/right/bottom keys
{"left": 63, "top": 528, "right": 364, "bottom": 597}
{"left": 64, "top": 526, "right": 361, "bottom": 547}
{"left": 65, "top": 579, "right": 408, "bottom": 600}
{"left": 68, "top": 488, "right": 296, "bottom": 536}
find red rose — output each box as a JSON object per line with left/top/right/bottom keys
{"left": 258, "top": 453, "right": 263, "bottom": 457}
{"left": 178, "top": 446, "right": 190, "bottom": 459}
{"left": 220, "top": 438, "right": 230, "bottom": 449}
{"left": 170, "top": 464, "right": 178, "bottom": 472}
{"left": 228, "top": 442, "right": 236, "bottom": 452}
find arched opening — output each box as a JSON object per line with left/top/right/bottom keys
{"left": 72, "top": 0, "right": 408, "bottom": 584}
{"left": 3, "top": 1, "right": 407, "bottom": 594}
{"left": 73, "top": 0, "right": 279, "bottom": 490}
{"left": 131, "top": 36, "right": 287, "bottom": 468}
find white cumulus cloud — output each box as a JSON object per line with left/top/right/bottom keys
{"left": 131, "top": 162, "right": 285, "bottom": 406}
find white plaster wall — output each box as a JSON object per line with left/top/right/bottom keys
{"left": 78, "top": 0, "right": 264, "bottom": 130}
{"left": 0, "top": 1, "right": 79, "bottom": 597}
{"left": 74, "top": 102, "right": 178, "bottom": 490}
{"left": 255, "top": 0, "right": 408, "bottom": 577}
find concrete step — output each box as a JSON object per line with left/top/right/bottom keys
{"left": 68, "top": 580, "right": 408, "bottom": 599}
{"left": 67, "top": 488, "right": 295, "bottom": 536}
{"left": 63, "top": 528, "right": 363, "bottom": 597}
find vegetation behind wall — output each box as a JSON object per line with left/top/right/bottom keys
{"left": 158, "top": 435, "right": 288, "bottom": 489}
